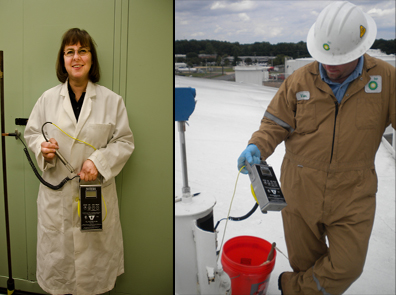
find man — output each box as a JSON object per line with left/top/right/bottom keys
{"left": 237, "top": 1, "right": 395, "bottom": 294}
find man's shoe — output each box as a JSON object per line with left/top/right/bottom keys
{"left": 278, "top": 271, "right": 293, "bottom": 295}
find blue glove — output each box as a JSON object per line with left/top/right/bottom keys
{"left": 237, "top": 144, "right": 261, "bottom": 174}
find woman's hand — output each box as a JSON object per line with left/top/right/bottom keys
{"left": 78, "top": 159, "right": 98, "bottom": 182}
{"left": 41, "top": 138, "right": 59, "bottom": 162}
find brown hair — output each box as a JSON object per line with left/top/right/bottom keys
{"left": 56, "top": 28, "right": 100, "bottom": 83}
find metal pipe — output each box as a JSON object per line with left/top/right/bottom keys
{"left": 1, "top": 51, "right": 15, "bottom": 293}
{"left": 177, "top": 121, "right": 191, "bottom": 201}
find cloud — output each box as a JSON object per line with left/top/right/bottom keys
{"left": 191, "top": 32, "right": 205, "bottom": 37}
{"left": 238, "top": 13, "right": 250, "bottom": 22}
{"left": 236, "top": 29, "right": 249, "bottom": 35}
{"left": 210, "top": 2, "right": 226, "bottom": 10}
{"left": 214, "top": 25, "right": 223, "bottom": 33}
{"left": 310, "top": 10, "right": 320, "bottom": 17}
{"left": 250, "top": 23, "right": 284, "bottom": 43}
{"left": 175, "top": 0, "right": 395, "bottom": 44}
{"left": 211, "top": 0, "right": 256, "bottom": 12}
{"left": 367, "top": 7, "right": 395, "bottom": 17}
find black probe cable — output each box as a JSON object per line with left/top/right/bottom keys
{"left": 214, "top": 202, "right": 258, "bottom": 256}
{"left": 214, "top": 202, "right": 259, "bottom": 230}
{"left": 16, "top": 130, "right": 78, "bottom": 190}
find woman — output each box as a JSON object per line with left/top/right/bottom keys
{"left": 24, "top": 28, "right": 134, "bottom": 295}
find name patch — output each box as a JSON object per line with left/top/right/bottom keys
{"left": 296, "top": 91, "right": 310, "bottom": 101}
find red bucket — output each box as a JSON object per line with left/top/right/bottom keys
{"left": 221, "top": 236, "right": 276, "bottom": 295}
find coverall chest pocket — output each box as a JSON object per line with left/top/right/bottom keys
{"left": 356, "top": 96, "right": 381, "bottom": 130}
{"left": 295, "top": 103, "right": 317, "bottom": 134}
{"left": 37, "top": 186, "right": 64, "bottom": 233}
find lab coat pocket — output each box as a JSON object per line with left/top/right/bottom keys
{"left": 85, "top": 123, "right": 113, "bottom": 149}
{"left": 101, "top": 180, "right": 119, "bottom": 226}
{"left": 295, "top": 103, "right": 317, "bottom": 134}
{"left": 37, "top": 185, "right": 64, "bottom": 233}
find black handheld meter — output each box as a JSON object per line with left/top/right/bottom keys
{"left": 80, "top": 178, "right": 102, "bottom": 231}
{"left": 245, "top": 160, "right": 287, "bottom": 213}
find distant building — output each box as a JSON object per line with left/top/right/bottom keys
{"left": 175, "top": 62, "right": 187, "bottom": 69}
{"left": 177, "top": 67, "right": 197, "bottom": 73}
{"left": 234, "top": 65, "right": 272, "bottom": 85}
{"left": 198, "top": 54, "right": 217, "bottom": 59}
{"left": 225, "top": 56, "right": 276, "bottom": 64}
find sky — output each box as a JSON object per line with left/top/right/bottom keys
{"left": 175, "top": 0, "right": 396, "bottom": 44}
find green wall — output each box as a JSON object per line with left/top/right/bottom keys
{"left": 0, "top": 0, "right": 173, "bottom": 294}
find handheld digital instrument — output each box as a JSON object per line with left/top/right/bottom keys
{"left": 80, "top": 178, "right": 102, "bottom": 231}
{"left": 245, "top": 160, "right": 287, "bottom": 213}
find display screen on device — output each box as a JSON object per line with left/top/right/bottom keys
{"left": 260, "top": 167, "right": 272, "bottom": 176}
{"left": 86, "top": 190, "right": 97, "bottom": 198}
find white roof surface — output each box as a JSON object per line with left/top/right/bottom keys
{"left": 175, "top": 75, "right": 395, "bottom": 294}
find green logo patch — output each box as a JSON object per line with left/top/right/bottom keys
{"left": 368, "top": 81, "right": 378, "bottom": 90}
{"left": 365, "top": 76, "right": 382, "bottom": 93}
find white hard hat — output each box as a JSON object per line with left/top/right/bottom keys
{"left": 307, "top": 1, "right": 377, "bottom": 65}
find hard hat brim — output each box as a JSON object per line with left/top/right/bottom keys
{"left": 307, "top": 12, "right": 377, "bottom": 65}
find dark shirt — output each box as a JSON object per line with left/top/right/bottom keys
{"left": 68, "top": 82, "right": 86, "bottom": 122}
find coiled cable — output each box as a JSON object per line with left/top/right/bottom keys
{"left": 17, "top": 134, "right": 78, "bottom": 190}
{"left": 14, "top": 124, "right": 108, "bottom": 221}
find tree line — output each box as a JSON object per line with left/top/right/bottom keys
{"left": 175, "top": 39, "right": 395, "bottom": 67}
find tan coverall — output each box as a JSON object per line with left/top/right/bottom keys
{"left": 249, "top": 54, "right": 396, "bottom": 294}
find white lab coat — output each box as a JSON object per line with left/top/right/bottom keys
{"left": 24, "top": 81, "right": 134, "bottom": 295}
